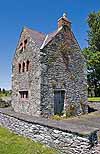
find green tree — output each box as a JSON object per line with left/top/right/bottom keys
{"left": 2, "top": 88, "right": 5, "bottom": 93}
{"left": 83, "top": 11, "right": 100, "bottom": 97}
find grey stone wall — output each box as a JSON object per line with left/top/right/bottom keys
{"left": 12, "top": 28, "right": 41, "bottom": 116}
{"left": 12, "top": 26, "right": 88, "bottom": 117}
{"left": 40, "top": 27, "right": 88, "bottom": 116}
{"left": 0, "top": 111, "right": 98, "bottom": 154}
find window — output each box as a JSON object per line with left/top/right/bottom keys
{"left": 26, "top": 60, "right": 29, "bottom": 71}
{"left": 24, "top": 39, "right": 27, "bottom": 49}
{"left": 26, "top": 91, "right": 28, "bottom": 98}
{"left": 19, "top": 91, "right": 28, "bottom": 99}
{"left": 19, "top": 42, "right": 23, "bottom": 52}
{"left": 22, "top": 62, "right": 25, "bottom": 72}
{"left": 18, "top": 63, "right": 21, "bottom": 73}
{"left": 18, "top": 60, "right": 30, "bottom": 73}
{"left": 19, "top": 39, "right": 27, "bottom": 51}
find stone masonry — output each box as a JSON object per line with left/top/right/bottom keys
{"left": 12, "top": 13, "right": 88, "bottom": 117}
{"left": 0, "top": 108, "right": 99, "bottom": 154}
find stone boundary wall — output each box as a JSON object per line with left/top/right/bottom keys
{"left": 0, "top": 108, "right": 99, "bottom": 154}
{"left": 0, "top": 98, "right": 11, "bottom": 108}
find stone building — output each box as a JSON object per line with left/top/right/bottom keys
{"left": 12, "top": 13, "right": 88, "bottom": 117}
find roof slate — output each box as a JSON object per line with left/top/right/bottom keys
{"left": 25, "top": 28, "right": 46, "bottom": 48}
{"left": 25, "top": 27, "right": 62, "bottom": 49}
{"left": 40, "top": 30, "right": 58, "bottom": 49}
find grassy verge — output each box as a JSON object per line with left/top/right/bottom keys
{"left": 88, "top": 97, "right": 100, "bottom": 102}
{"left": 0, "top": 94, "right": 11, "bottom": 98}
{"left": 0, "top": 127, "right": 58, "bottom": 154}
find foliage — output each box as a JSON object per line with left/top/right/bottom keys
{"left": 88, "top": 97, "right": 100, "bottom": 102}
{"left": 83, "top": 11, "right": 100, "bottom": 97}
{"left": 66, "top": 104, "right": 76, "bottom": 118}
{"left": 87, "top": 11, "right": 100, "bottom": 51}
{"left": 51, "top": 115, "right": 64, "bottom": 120}
{"left": 51, "top": 104, "right": 76, "bottom": 120}
{"left": 0, "top": 90, "right": 11, "bottom": 98}
{"left": 0, "top": 127, "right": 58, "bottom": 154}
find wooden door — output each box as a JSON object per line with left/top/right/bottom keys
{"left": 54, "top": 90, "right": 65, "bottom": 115}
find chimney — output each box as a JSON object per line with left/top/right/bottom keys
{"left": 58, "top": 13, "right": 71, "bottom": 29}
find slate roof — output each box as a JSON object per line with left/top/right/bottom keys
{"left": 25, "top": 26, "right": 63, "bottom": 49}
{"left": 40, "top": 30, "right": 59, "bottom": 49}
{"left": 25, "top": 28, "right": 46, "bottom": 48}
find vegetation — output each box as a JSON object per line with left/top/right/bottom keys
{"left": 66, "top": 104, "right": 76, "bottom": 117}
{"left": 51, "top": 115, "right": 64, "bottom": 120}
{"left": 0, "top": 89, "right": 11, "bottom": 98}
{"left": 0, "top": 127, "right": 58, "bottom": 154}
{"left": 88, "top": 97, "right": 100, "bottom": 102}
{"left": 83, "top": 11, "right": 100, "bottom": 97}
{"left": 51, "top": 104, "right": 76, "bottom": 120}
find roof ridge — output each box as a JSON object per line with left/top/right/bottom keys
{"left": 40, "top": 35, "right": 48, "bottom": 49}
{"left": 40, "top": 26, "right": 63, "bottom": 49}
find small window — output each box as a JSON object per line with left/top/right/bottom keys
{"left": 19, "top": 39, "right": 27, "bottom": 51}
{"left": 18, "top": 63, "right": 21, "bottom": 73}
{"left": 19, "top": 42, "right": 23, "bottom": 52}
{"left": 24, "top": 39, "right": 27, "bottom": 44}
{"left": 24, "top": 39, "right": 27, "bottom": 49}
{"left": 19, "top": 91, "right": 28, "bottom": 99}
{"left": 26, "top": 91, "right": 28, "bottom": 98}
{"left": 26, "top": 60, "right": 29, "bottom": 71}
{"left": 20, "top": 42, "right": 23, "bottom": 46}
{"left": 22, "top": 62, "right": 25, "bottom": 72}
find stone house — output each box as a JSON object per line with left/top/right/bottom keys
{"left": 12, "top": 13, "right": 88, "bottom": 117}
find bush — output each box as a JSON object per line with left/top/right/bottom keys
{"left": 51, "top": 115, "right": 63, "bottom": 120}
{"left": 66, "top": 104, "right": 76, "bottom": 118}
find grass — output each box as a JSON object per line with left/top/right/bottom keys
{"left": 88, "top": 97, "right": 100, "bottom": 102}
{"left": 0, "top": 94, "right": 11, "bottom": 99}
{"left": 0, "top": 127, "right": 58, "bottom": 154}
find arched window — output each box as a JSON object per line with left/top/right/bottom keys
{"left": 22, "top": 62, "right": 25, "bottom": 72}
{"left": 26, "top": 60, "right": 29, "bottom": 71}
{"left": 18, "top": 63, "right": 21, "bottom": 73}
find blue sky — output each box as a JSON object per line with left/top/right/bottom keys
{"left": 0, "top": 0, "right": 100, "bottom": 89}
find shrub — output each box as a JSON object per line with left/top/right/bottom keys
{"left": 66, "top": 104, "right": 76, "bottom": 118}
{"left": 51, "top": 115, "right": 63, "bottom": 120}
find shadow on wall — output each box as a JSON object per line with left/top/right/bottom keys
{"left": 88, "top": 105, "right": 98, "bottom": 113}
